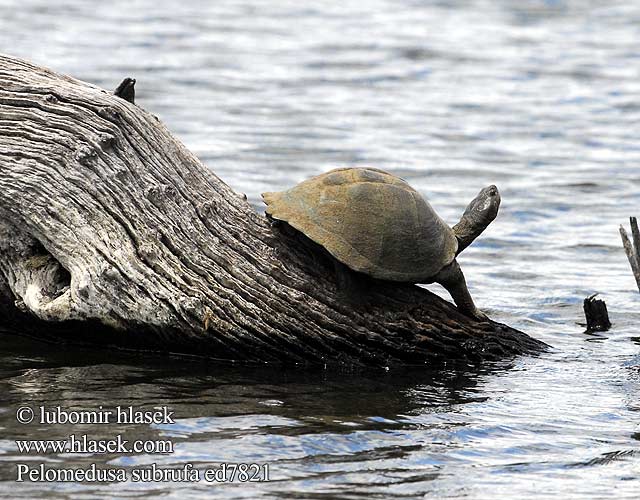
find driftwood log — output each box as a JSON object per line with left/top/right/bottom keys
{"left": 0, "top": 54, "right": 545, "bottom": 366}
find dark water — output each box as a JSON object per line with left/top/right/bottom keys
{"left": 1, "top": 0, "right": 639, "bottom": 498}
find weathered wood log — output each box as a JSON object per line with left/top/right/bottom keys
{"left": 620, "top": 217, "right": 640, "bottom": 293}
{"left": 0, "top": 54, "right": 546, "bottom": 366}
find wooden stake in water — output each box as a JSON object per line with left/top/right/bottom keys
{"left": 619, "top": 216, "right": 640, "bottom": 292}
{"left": 583, "top": 294, "right": 611, "bottom": 333}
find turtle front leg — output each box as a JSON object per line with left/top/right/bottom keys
{"left": 434, "top": 259, "right": 488, "bottom": 321}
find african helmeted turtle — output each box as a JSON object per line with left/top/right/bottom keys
{"left": 262, "top": 167, "right": 500, "bottom": 320}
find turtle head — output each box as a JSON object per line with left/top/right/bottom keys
{"left": 452, "top": 185, "right": 501, "bottom": 255}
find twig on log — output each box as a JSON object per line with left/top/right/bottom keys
{"left": 583, "top": 294, "right": 611, "bottom": 333}
{"left": 113, "top": 77, "right": 136, "bottom": 104}
{"left": 620, "top": 217, "right": 640, "bottom": 292}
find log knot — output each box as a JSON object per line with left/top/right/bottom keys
{"left": 145, "top": 185, "right": 177, "bottom": 206}
{"left": 98, "top": 106, "right": 121, "bottom": 122}
{"left": 98, "top": 133, "right": 117, "bottom": 151}
{"left": 138, "top": 242, "right": 159, "bottom": 264}
{"left": 199, "top": 200, "right": 217, "bottom": 216}
{"left": 75, "top": 145, "right": 97, "bottom": 165}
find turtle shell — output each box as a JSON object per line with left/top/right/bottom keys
{"left": 262, "top": 167, "right": 458, "bottom": 282}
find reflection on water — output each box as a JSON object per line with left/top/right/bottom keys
{"left": 1, "top": 331, "right": 637, "bottom": 498}
{"left": 0, "top": 0, "right": 639, "bottom": 498}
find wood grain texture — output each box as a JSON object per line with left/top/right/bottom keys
{"left": 0, "top": 54, "right": 546, "bottom": 366}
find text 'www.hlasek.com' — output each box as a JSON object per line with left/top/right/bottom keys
{"left": 14, "top": 405, "right": 270, "bottom": 483}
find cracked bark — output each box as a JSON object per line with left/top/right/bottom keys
{"left": 0, "top": 54, "right": 546, "bottom": 366}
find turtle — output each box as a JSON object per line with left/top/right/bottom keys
{"left": 262, "top": 167, "right": 500, "bottom": 320}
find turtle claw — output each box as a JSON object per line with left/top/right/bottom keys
{"left": 470, "top": 309, "right": 489, "bottom": 322}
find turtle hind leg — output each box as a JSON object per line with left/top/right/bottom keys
{"left": 333, "top": 260, "right": 368, "bottom": 306}
{"left": 434, "top": 259, "right": 488, "bottom": 321}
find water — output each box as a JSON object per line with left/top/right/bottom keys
{"left": 0, "top": 0, "right": 639, "bottom": 497}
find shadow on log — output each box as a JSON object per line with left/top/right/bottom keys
{"left": 0, "top": 54, "right": 547, "bottom": 366}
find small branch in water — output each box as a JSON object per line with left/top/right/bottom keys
{"left": 583, "top": 294, "right": 611, "bottom": 333}
{"left": 619, "top": 217, "right": 640, "bottom": 292}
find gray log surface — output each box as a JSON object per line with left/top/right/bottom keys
{"left": 0, "top": 54, "right": 546, "bottom": 366}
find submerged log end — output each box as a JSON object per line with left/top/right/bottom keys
{"left": 583, "top": 294, "right": 611, "bottom": 333}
